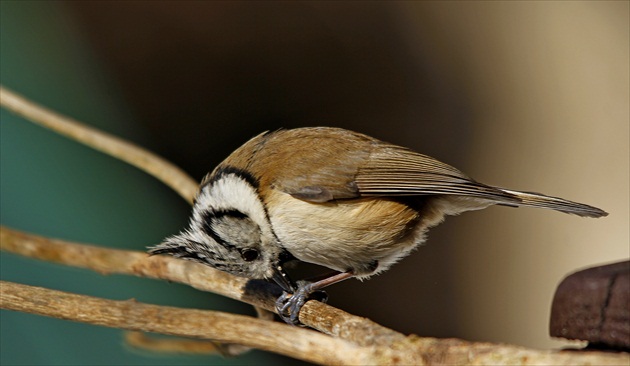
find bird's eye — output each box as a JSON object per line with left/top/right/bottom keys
{"left": 241, "top": 248, "right": 259, "bottom": 262}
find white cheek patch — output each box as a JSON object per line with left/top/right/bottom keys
{"left": 193, "top": 174, "right": 272, "bottom": 237}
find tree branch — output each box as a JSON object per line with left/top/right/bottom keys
{"left": 0, "top": 280, "right": 372, "bottom": 365}
{"left": 0, "top": 86, "right": 198, "bottom": 204}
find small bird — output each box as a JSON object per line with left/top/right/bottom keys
{"left": 149, "top": 127, "right": 607, "bottom": 325}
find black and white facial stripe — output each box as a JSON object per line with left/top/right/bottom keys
{"left": 149, "top": 166, "right": 284, "bottom": 278}
{"left": 193, "top": 169, "right": 271, "bottom": 237}
{"left": 176, "top": 169, "right": 277, "bottom": 274}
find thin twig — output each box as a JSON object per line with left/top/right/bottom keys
{"left": 124, "top": 331, "right": 251, "bottom": 356}
{"left": 124, "top": 332, "right": 221, "bottom": 355}
{"left": 0, "top": 86, "right": 198, "bottom": 204}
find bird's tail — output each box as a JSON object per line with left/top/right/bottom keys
{"left": 497, "top": 188, "right": 608, "bottom": 218}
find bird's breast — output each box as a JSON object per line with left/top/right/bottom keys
{"left": 264, "top": 189, "right": 424, "bottom": 277}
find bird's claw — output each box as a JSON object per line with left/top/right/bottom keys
{"left": 275, "top": 284, "right": 328, "bottom": 326}
{"left": 275, "top": 291, "right": 305, "bottom": 326}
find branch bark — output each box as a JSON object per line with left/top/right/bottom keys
{"left": 0, "top": 280, "right": 372, "bottom": 365}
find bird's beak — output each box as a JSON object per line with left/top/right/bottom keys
{"left": 271, "top": 265, "right": 295, "bottom": 293}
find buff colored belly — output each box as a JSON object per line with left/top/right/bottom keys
{"left": 265, "top": 190, "right": 423, "bottom": 277}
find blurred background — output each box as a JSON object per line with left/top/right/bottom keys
{"left": 1, "top": 1, "right": 628, "bottom": 364}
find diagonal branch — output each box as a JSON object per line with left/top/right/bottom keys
{"left": 0, "top": 86, "right": 198, "bottom": 204}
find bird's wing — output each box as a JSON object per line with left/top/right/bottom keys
{"left": 272, "top": 131, "right": 520, "bottom": 204}
{"left": 353, "top": 144, "right": 521, "bottom": 203}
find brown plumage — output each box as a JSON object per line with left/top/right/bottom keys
{"left": 215, "top": 127, "right": 605, "bottom": 216}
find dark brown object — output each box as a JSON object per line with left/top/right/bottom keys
{"left": 550, "top": 261, "right": 630, "bottom": 349}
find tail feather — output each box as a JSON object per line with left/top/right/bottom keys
{"left": 499, "top": 189, "right": 608, "bottom": 218}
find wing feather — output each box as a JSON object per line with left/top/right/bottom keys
{"left": 250, "top": 128, "right": 605, "bottom": 217}
{"left": 356, "top": 145, "right": 522, "bottom": 204}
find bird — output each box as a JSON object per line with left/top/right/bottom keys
{"left": 148, "top": 127, "right": 607, "bottom": 325}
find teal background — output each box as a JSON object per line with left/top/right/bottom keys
{"left": 0, "top": 1, "right": 295, "bottom": 365}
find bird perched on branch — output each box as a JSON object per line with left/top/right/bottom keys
{"left": 149, "top": 127, "right": 607, "bottom": 325}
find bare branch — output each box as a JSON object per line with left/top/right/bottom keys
{"left": 0, "top": 86, "right": 198, "bottom": 204}
{"left": 0, "top": 280, "right": 373, "bottom": 365}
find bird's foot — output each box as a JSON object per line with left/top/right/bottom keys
{"left": 275, "top": 281, "right": 328, "bottom": 326}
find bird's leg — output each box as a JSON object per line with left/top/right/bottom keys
{"left": 275, "top": 271, "right": 354, "bottom": 325}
